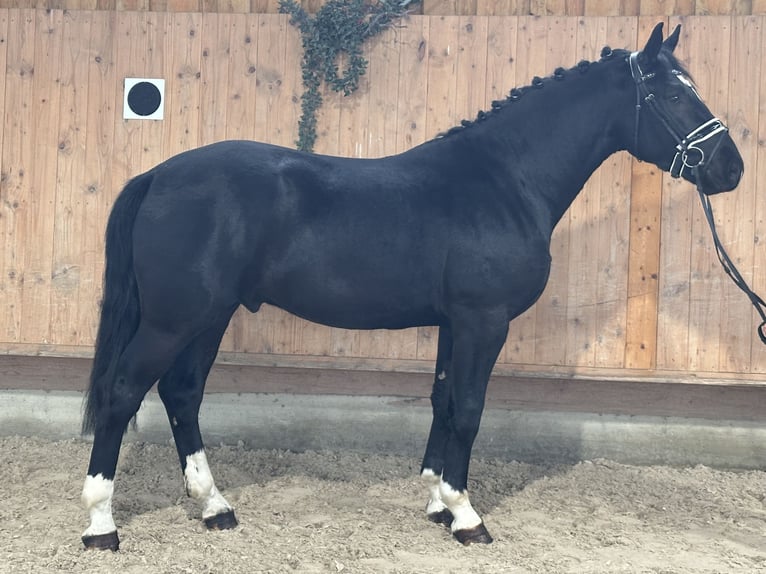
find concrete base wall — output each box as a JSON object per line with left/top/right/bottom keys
{"left": 3, "top": 390, "right": 765, "bottom": 469}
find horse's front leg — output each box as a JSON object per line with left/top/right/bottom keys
{"left": 423, "top": 311, "right": 508, "bottom": 545}
{"left": 421, "top": 325, "right": 455, "bottom": 526}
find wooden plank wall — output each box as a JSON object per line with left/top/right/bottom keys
{"left": 0, "top": 0, "right": 763, "bottom": 16}
{"left": 0, "top": 10, "right": 764, "bottom": 383}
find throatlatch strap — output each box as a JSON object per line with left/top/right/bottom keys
{"left": 698, "top": 189, "right": 766, "bottom": 345}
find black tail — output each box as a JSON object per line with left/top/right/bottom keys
{"left": 82, "top": 172, "right": 153, "bottom": 435}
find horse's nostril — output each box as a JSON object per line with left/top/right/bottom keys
{"left": 729, "top": 162, "right": 743, "bottom": 185}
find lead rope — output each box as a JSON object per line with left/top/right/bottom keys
{"left": 697, "top": 186, "right": 766, "bottom": 344}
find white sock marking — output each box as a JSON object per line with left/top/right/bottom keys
{"left": 82, "top": 474, "right": 117, "bottom": 537}
{"left": 439, "top": 480, "right": 482, "bottom": 532}
{"left": 421, "top": 468, "right": 447, "bottom": 515}
{"left": 184, "top": 450, "right": 233, "bottom": 519}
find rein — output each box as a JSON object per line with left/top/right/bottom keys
{"left": 628, "top": 51, "right": 766, "bottom": 345}
{"left": 697, "top": 189, "right": 766, "bottom": 344}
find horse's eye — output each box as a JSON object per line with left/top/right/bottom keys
{"left": 669, "top": 95, "right": 680, "bottom": 103}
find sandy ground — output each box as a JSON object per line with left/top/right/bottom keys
{"left": 1, "top": 435, "right": 765, "bottom": 574}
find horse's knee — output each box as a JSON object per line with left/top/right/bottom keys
{"left": 450, "top": 401, "right": 484, "bottom": 442}
{"left": 90, "top": 374, "right": 146, "bottom": 432}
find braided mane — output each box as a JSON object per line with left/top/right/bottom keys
{"left": 435, "top": 46, "right": 630, "bottom": 139}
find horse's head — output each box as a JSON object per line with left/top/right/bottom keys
{"left": 627, "top": 23, "right": 743, "bottom": 195}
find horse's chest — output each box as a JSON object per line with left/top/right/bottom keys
{"left": 445, "top": 235, "right": 552, "bottom": 312}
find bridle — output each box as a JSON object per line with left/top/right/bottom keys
{"left": 628, "top": 51, "right": 766, "bottom": 344}
{"left": 628, "top": 51, "right": 729, "bottom": 180}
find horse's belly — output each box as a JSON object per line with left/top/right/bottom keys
{"left": 262, "top": 286, "right": 440, "bottom": 330}
{"left": 245, "top": 262, "right": 440, "bottom": 330}
{"left": 285, "top": 305, "right": 438, "bottom": 331}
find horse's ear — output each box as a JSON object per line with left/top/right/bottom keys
{"left": 642, "top": 22, "right": 665, "bottom": 64}
{"left": 664, "top": 24, "right": 681, "bottom": 53}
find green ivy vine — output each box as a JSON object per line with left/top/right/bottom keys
{"left": 279, "top": 0, "right": 419, "bottom": 152}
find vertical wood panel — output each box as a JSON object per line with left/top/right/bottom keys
{"left": 591, "top": 16, "right": 636, "bottom": 367}
{"left": 0, "top": 11, "right": 7, "bottom": 273}
{"left": 20, "top": 9, "right": 61, "bottom": 344}
{"left": 683, "top": 16, "right": 730, "bottom": 372}
{"left": 224, "top": 12, "right": 257, "bottom": 142}
{"left": 585, "top": 0, "right": 626, "bottom": 15}
{"left": 696, "top": 0, "right": 750, "bottom": 14}
{"left": 564, "top": 17, "right": 606, "bottom": 367}
{"left": 50, "top": 9, "right": 90, "bottom": 345}
{"left": 625, "top": 158, "right": 663, "bottom": 368}
{"left": 455, "top": 16, "right": 488, "bottom": 121}
{"left": 655, "top": 16, "right": 693, "bottom": 371}
{"left": 751, "top": 14, "right": 766, "bottom": 373}
{"left": 484, "top": 15, "right": 516, "bottom": 102}
{"left": 424, "top": 16, "right": 459, "bottom": 144}
{"left": 0, "top": 9, "right": 36, "bottom": 343}
{"left": 198, "top": 12, "right": 231, "bottom": 147}
{"left": 476, "top": 0, "right": 512, "bottom": 14}
{"left": 639, "top": 0, "right": 696, "bottom": 15}
{"left": 76, "top": 10, "right": 116, "bottom": 345}
{"left": 366, "top": 29, "right": 399, "bottom": 158}
{"left": 164, "top": 12, "right": 202, "bottom": 154}
{"left": 254, "top": 14, "right": 292, "bottom": 146}
{"left": 395, "top": 17, "right": 429, "bottom": 153}
{"left": 717, "top": 15, "right": 759, "bottom": 372}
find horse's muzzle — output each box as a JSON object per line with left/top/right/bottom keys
{"left": 695, "top": 139, "right": 744, "bottom": 195}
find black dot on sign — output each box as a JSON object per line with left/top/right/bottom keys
{"left": 127, "top": 81, "right": 162, "bottom": 116}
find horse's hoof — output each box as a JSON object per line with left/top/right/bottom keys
{"left": 427, "top": 508, "right": 454, "bottom": 528}
{"left": 453, "top": 522, "right": 493, "bottom": 545}
{"left": 82, "top": 531, "right": 120, "bottom": 551}
{"left": 204, "top": 509, "right": 238, "bottom": 530}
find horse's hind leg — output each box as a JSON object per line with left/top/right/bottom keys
{"left": 82, "top": 322, "right": 188, "bottom": 550}
{"left": 157, "top": 312, "right": 237, "bottom": 531}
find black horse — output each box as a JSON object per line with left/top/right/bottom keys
{"left": 81, "top": 23, "right": 743, "bottom": 550}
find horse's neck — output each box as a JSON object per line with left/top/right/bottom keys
{"left": 469, "top": 67, "right": 629, "bottom": 230}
